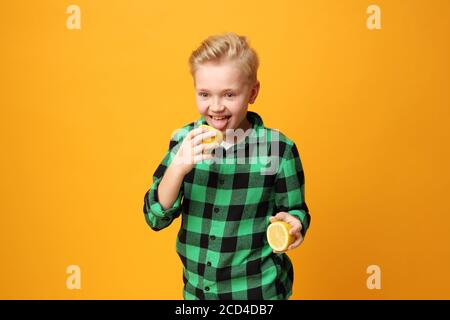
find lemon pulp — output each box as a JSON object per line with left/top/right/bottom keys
{"left": 267, "top": 221, "right": 295, "bottom": 252}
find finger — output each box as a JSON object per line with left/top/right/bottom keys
{"left": 193, "top": 141, "right": 219, "bottom": 156}
{"left": 286, "top": 214, "right": 302, "bottom": 228}
{"left": 287, "top": 234, "right": 304, "bottom": 250}
{"left": 193, "top": 152, "right": 214, "bottom": 164}
{"left": 283, "top": 215, "right": 302, "bottom": 233}
{"left": 275, "top": 212, "right": 287, "bottom": 220}
{"left": 289, "top": 225, "right": 300, "bottom": 235}
{"left": 285, "top": 217, "right": 301, "bottom": 234}
{"left": 203, "top": 142, "right": 220, "bottom": 153}
{"left": 192, "top": 130, "right": 217, "bottom": 146}
{"left": 269, "top": 216, "right": 278, "bottom": 223}
{"left": 192, "top": 143, "right": 202, "bottom": 156}
{"left": 187, "top": 126, "right": 208, "bottom": 140}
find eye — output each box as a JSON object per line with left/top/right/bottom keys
{"left": 225, "top": 92, "right": 235, "bottom": 98}
{"left": 198, "top": 92, "right": 209, "bottom": 98}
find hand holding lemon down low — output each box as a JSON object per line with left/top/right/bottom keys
{"left": 268, "top": 212, "right": 304, "bottom": 253}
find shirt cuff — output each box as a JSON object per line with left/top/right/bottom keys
{"left": 148, "top": 178, "right": 183, "bottom": 218}
{"left": 287, "top": 209, "right": 310, "bottom": 237}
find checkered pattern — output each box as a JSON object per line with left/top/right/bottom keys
{"left": 143, "top": 111, "right": 311, "bottom": 300}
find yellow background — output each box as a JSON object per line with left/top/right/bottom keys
{"left": 1, "top": 0, "right": 449, "bottom": 299}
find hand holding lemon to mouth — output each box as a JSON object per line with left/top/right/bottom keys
{"left": 267, "top": 212, "right": 304, "bottom": 253}
{"left": 172, "top": 125, "right": 221, "bottom": 175}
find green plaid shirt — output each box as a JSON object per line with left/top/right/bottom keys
{"left": 143, "top": 111, "right": 311, "bottom": 300}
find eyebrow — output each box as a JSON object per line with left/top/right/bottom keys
{"left": 197, "top": 88, "right": 238, "bottom": 92}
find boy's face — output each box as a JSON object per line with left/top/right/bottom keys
{"left": 194, "top": 59, "right": 260, "bottom": 134}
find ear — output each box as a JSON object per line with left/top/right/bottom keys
{"left": 248, "top": 81, "right": 260, "bottom": 104}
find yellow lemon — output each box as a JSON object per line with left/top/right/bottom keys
{"left": 200, "top": 124, "right": 223, "bottom": 144}
{"left": 267, "top": 221, "right": 295, "bottom": 252}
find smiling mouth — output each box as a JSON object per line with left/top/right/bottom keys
{"left": 209, "top": 115, "right": 231, "bottom": 120}
{"left": 208, "top": 115, "right": 232, "bottom": 131}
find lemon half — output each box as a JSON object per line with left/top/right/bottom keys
{"left": 200, "top": 124, "right": 223, "bottom": 144}
{"left": 267, "top": 221, "right": 295, "bottom": 252}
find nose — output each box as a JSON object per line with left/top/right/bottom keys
{"left": 209, "top": 98, "right": 226, "bottom": 113}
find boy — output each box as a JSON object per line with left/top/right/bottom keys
{"left": 143, "top": 32, "right": 311, "bottom": 300}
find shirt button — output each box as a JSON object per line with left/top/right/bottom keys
{"left": 205, "top": 286, "right": 210, "bottom": 291}
{"left": 210, "top": 235, "right": 216, "bottom": 240}
{"left": 207, "top": 261, "right": 212, "bottom": 267}
{"left": 214, "top": 207, "right": 220, "bottom": 213}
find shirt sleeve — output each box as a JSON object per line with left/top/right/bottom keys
{"left": 274, "top": 142, "right": 311, "bottom": 238}
{"left": 143, "top": 135, "right": 184, "bottom": 231}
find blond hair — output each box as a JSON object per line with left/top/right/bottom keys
{"left": 188, "top": 32, "right": 259, "bottom": 84}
